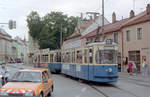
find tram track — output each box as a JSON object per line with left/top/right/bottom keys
{"left": 119, "top": 77, "right": 150, "bottom": 88}
{"left": 90, "top": 85, "right": 109, "bottom": 97}
{"left": 89, "top": 83, "right": 140, "bottom": 97}
{"left": 59, "top": 74, "right": 143, "bottom": 97}
{"left": 112, "top": 84, "right": 140, "bottom": 97}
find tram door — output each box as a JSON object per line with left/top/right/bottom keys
{"left": 88, "top": 46, "right": 94, "bottom": 81}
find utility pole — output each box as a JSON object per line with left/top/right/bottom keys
{"left": 102, "top": 0, "right": 105, "bottom": 41}
{"left": 133, "top": 0, "right": 135, "bottom": 12}
{"left": 60, "top": 24, "right": 62, "bottom": 48}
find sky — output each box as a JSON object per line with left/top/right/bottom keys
{"left": 0, "top": 0, "right": 149, "bottom": 40}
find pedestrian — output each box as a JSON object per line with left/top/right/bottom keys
{"left": 128, "top": 61, "right": 133, "bottom": 75}
{"left": 0, "top": 64, "right": 9, "bottom": 85}
{"left": 132, "top": 61, "right": 137, "bottom": 75}
{"left": 141, "top": 59, "right": 147, "bottom": 76}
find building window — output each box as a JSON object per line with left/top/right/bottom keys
{"left": 126, "top": 30, "right": 130, "bottom": 41}
{"left": 114, "top": 32, "right": 118, "bottom": 43}
{"left": 137, "top": 28, "right": 142, "bottom": 40}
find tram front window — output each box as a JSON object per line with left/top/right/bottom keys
{"left": 96, "top": 50, "right": 117, "bottom": 64}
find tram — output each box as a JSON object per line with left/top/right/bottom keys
{"left": 34, "top": 49, "right": 62, "bottom": 73}
{"left": 61, "top": 39, "right": 118, "bottom": 82}
{"left": 34, "top": 39, "right": 118, "bottom": 82}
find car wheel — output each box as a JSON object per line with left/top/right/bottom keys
{"left": 48, "top": 88, "right": 52, "bottom": 96}
{"left": 52, "top": 85, "right": 54, "bottom": 92}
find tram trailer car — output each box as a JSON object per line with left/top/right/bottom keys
{"left": 61, "top": 41, "right": 118, "bottom": 82}
{"left": 34, "top": 50, "right": 62, "bottom": 73}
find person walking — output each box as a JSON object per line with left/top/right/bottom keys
{"left": 128, "top": 61, "right": 133, "bottom": 75}
{"left": 132, "top": 61, "right": 137, "bottom": 75}
{"left": 141, "top": 59, "right": 147, "bottom": 76}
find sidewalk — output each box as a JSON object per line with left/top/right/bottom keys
{"left": 6, "top": 63, "right": 33, "bottom": 69}
{"left": 119, "top": 72, "right": 150, "bottom": 83}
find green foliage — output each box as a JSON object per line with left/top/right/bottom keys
{"left": 27, "top": 11, "right": 78, "bottom": 49}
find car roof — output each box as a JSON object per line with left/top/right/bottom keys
{"left": 19, "top": 68, "right": 48, "bottom": 73}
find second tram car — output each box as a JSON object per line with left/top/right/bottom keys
{"left": 61, "top": 40, "right": 118, "bottom": 82}
{"left": 34, "top": 49, "right": 62, "bottom": 73}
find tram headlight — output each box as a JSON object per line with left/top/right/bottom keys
{"left": 108, "top": 68, "right": 112, "bottom": 73}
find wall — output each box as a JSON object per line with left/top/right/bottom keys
{"left": 122, "top": 21, "right": 150, "bottom": 70}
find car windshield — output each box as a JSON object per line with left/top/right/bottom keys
{"left": 11, "top": 72, "right": 41, "bottom": 82}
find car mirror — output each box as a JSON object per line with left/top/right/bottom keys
{"left": 7, "top": 79, "right": 11, "bottom": 82}
{"left": 43, "top": 79, "right": 48, "bottom": 83}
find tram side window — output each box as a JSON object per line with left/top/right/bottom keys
{"left": 76, "top": 50, "right": 82, "bottom": 63}
{"left": 89, "top": 49, "right": 93, "bottom": 63}
{"left": 38, "top": 55, "right": 40, "bottom": 62}
{"left": 54, "top": 54, "right": 57, "bottom": 62}
{"left": 54, "top": 53, "right": 60, "bottom": 62}
{"left": 95, "top": 51, "right": 101, "bottom": 64}
{"left": 45, "top": 55, "right": 48, "bottom": 62}
{"left": 84, "top": 49, "right": 88, "bottom": 63}
{"left": 62, "top": 53, "right": 65, "bottom": 62}
{"left": 57, "top": 53, "right": 61, "bottom": 62}
{"left": 50, "top": 54, "right": 54, "bottom": 62}
{"left": 42, "top": 55, "right": 44, "bottom": 62}
{"left": 66, "top": 52, "right": 71, "bottom": 63}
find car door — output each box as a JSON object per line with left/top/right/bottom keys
{"left": 45, "top": 70, "right": 53, "bottom": 91}
{"left": 42, "top": 72, "right": 49, "bottom": 96}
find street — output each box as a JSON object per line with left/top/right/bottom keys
{"left": 1, "top": 64, "right": 150, "bottom": 97}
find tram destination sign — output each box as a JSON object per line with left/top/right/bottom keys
{"left": 104, "top": 46, "right": 114, "bottom": 50}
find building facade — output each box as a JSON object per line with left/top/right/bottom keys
{"left": 122, "top": 5, "right": 150, "bottom": 72}
{"left": 13, "top": 36, "right": 29, "bottom": 64}
{"left": 0, "top": 28, "right": 13, "bottom": 63}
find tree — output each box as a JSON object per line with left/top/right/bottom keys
{"left": 27, "top": 11, "right": 43, "bottom": 40}
{"left": 27, "top": 11, "right": 78, "bottom": 49}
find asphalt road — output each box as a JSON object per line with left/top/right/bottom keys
{"left": 1, "top": 64, "right": 150, "bottom": 97}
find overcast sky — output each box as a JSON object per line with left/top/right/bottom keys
{"left": 0, "top": 0, "right": 149, "bottom": 40}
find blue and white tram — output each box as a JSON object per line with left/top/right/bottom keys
{"left": 61, "top": 41, "right": 118, "bottom": 82}
{"left": 48, "top": 50, "right": 62, "bottom": 73}
{"left": 34, "top": 49, "right": 62, "bottom": 73}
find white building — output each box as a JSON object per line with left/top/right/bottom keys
{"left": 62, "top": 13, "right": 110, "bottom": 50}
{"left": 0, "top": 28, "right": 13, "bottom": 63}
{"left": 14, "top": 36, "right": 29, "bottom": 64}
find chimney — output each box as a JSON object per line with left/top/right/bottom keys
{"left": 112, "top": 12, "right": 116, "bottom": 23}
{"left": 146, "top": 4, "right": 150, "bottom": 15}
{"left": 130, "top": 10, "right": 135, "bottom": 18}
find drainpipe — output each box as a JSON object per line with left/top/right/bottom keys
{"left": 121, "top": 30, "right": 124, "bottom": 72}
